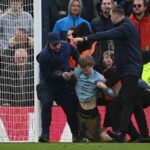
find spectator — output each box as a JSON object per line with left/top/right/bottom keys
{"left": 8, "top": 28, "right": 34, "bottom": 62}
{"left": 0, "top": 0, "right": 33, "bottom": 49}
{"left": 36, "top": 32, "right": 80, "bottom": 142}
{"left": 70, "top": 55, "right": 113, "bottom": 142}
{"left": 42, "top": 0, "right": 69, "bottom": 46}
{"left": 53, "top": 0, "right": 92, "bottom": 40}
{"left": 101, "top": 51, "right": 150, "bottom": 142}
{"left": 74, "top": 5, "right": 143, "bottom": 142}
{"left": 130, "top": 0, "right": 150, "bottom": 63}
{"left": 130, "top": 0, "right": 150, "bottom": 51}
{"left": 91, "top": 0, "right": 114, "bottom": 54}
{"left": 92, "top": 0, "right": 114, "bottom": 32}
{"left": 1, "top": 28, "right": 34, "bottom": 71}
{"left": 80, "top": 0, "right": 98, "bottom": 22}
{"left": 0, "top": 48, "right": 34, "bottom": 107}
{"left": 49, "top": 0, "right": 69, "bottom": 30}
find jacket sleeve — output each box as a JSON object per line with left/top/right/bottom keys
{"left": 37, "top": 52, "right": 64, "bottom": 82}
{"left": 87, "top": 23, "right": 129, "bottom": 41}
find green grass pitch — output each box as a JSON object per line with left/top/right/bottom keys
{"left": 0, "top": 143, "right": 150, "bottom": 150}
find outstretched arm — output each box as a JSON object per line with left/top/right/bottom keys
{"left": 96, "top": 81, "right": 114, "bottom": 96}
{"left": 96, "top": 81, "right": 107, "bottom": 90}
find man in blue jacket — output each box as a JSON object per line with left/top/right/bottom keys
{"left": 53, "top": 0, "right": 92, "bottom": 40}
{"left": 37, "top": 32, "right": 80, "bottom": 142}
{"left": 74, "top": 5, "right": 143, "bottom": 142}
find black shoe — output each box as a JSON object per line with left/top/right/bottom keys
{"left": 107, "top": 131, "right": 125, "bottom": 143}
{"left": 39, "top": 134, "right": 49, "bottom": 143}
{"left": 128, "top": 138, "right": 139, "bottom": 143}
{"left": 133, "top": 137, "right": 150, "bottom": 143}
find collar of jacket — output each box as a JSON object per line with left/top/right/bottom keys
{"left": 114, "top": 17, "right": 126, "bottom": 27}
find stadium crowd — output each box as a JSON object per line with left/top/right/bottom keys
{"left": 0, "top": 0, "right": 34, "bottom": 107}
{"left": 0, "top": 0, "right": 150, "bottom": 143}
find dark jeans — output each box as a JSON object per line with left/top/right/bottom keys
{"left": 36, "top": 81, "right": 79, "bottom": 137}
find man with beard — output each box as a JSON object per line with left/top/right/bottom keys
{"left": 91, "top": 0, "right": 114, "bottom": 54}
{"left": 36, "top": 32, "right": 80, "bottom": 142}
{"left": 130, "top": 0, "right": 150, "bottom": 63}
{"left": 53, "top": 0, "right": 92, "bottom": 40}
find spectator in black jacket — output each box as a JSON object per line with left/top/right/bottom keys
{"left": 49, "top": 0, "right": 70, "bottom": 30}
{"left": 91, "top": 0, "right": 114, "bottom": 33}
{"left": 81, "top": 0, "right": 98, "bottom": 22}
{"left": 74, "top": 5, "right": 143, "bottom": 142}
{"left": 42, "top": 0, "right": 69, "bottom": 47}
{"left": 91, "top": 0, "right": 114, "bottom": 57}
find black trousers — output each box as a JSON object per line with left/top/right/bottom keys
{"left": 133, "top": 88, "right": 150, "bottom": 138}
{"left": 36, "top": 81, "right": 79, "bottom": 137}
{"left": 110, "top": 75, "right": 139, "bottom": 134}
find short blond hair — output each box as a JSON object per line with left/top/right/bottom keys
{"left": 79, "top": 55, "right": 95, "bottom": 68}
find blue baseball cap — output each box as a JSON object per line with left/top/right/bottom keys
{"left": 47, "top": 32, "right": 61, "bottom": 44}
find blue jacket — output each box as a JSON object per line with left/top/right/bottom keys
{"left": 37, "top": 41, "right": 79, "bottom": 84}
{"left": 53, "top": 0, "right": 92, "bottom": 40}
{"left": 53, "top": 14, "right": 92, "bottom": 40}
{"left": 87, "top": 18, "right": 143, "bottom": 77}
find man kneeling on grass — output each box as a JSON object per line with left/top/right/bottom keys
{"left": 66, "top": 55, "right": 113, "bottom": 142}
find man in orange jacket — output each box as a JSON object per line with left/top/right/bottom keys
{"left": 130, "top": 0, "right": 150, "bottom": 63}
